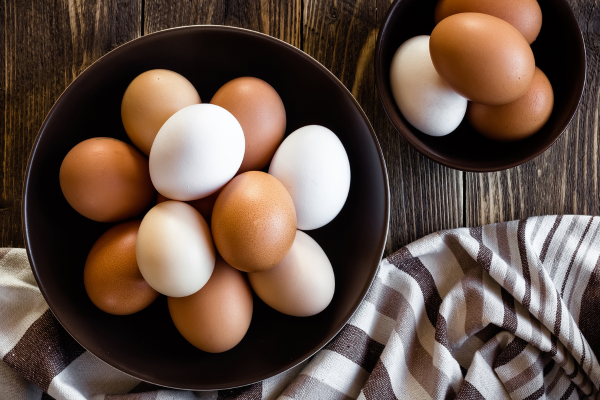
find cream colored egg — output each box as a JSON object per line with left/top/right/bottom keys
{"left": 248, "top": 230, "right": 335, "bottom": 317}
{"left": 136, "top": 201, "right": 215, "bottom": 297}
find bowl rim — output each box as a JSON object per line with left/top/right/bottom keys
{"left": 374, "top": 0, "right": 587, "bottom": 172}
{"left": 22, "top": 24, "right": 391, "bottom": 390}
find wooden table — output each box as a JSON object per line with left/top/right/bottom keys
{"left": 1, "top": 0, "right": 598, "bottom": 256}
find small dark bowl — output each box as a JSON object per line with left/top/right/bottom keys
{"left": 23, "top": 26, "right": 389, "bottom": 390}
{"left": 375, "top": 0, "right": 586, "bottom": 172}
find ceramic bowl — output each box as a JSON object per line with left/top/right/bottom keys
{"left": 23, "top": 26, "right": 389, "bottom": 390}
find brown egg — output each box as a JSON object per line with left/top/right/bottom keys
{"left": 84, "top": 220, "right": 159, "bottom": 315}
{"left": 121, "top": 69, "right": 201, "bottom": 155}
{"left": 468, "top": 67, "right": 554, "bottom": 141}
{"left": 211, "top": 171, "right": 296, "bottom": 273}
{"left": 59, "top": 138, "right": 155, "bottom": 222}
{"left": 156, "top": 189, "right": 221, "bottom": 224}
{"left": 434, "top": 0, "right": 542, "bottom": 44}
{"left": 430, "top": 13, "right": 536, "bottom": 105}
{"left": 168, "top": 256, "right": 253, "bottom": 353}
{"left": 210, "top": 77, "right": 286, "bottom": 173}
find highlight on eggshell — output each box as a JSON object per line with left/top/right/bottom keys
{"left": 121, "top": 69, "right": 201, "bottom": 156}
{"left": 136, "top": 201, "right": 216, "bottom": 298}
{"left": 149, "top": 103, "right": 245, "bottom": 201}
{"left": 389, "top": 35, "right": 467, "bottom": 137}
{"left": 268, "top": 125, "right": 350, "bottom": 230}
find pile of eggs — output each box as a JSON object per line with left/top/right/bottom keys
{"left": 390, "top": 0, "right": 554, "bottom": 141}
{"left": 59, "top": 70, "right": 351, "bottom": 353}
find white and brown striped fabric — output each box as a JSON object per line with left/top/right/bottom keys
{"left": 2, "top": 215, "right": 600, "bottom": 399}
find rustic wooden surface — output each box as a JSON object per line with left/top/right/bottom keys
{"left": 1, "top": 0, "right": 598, "bottom": 256}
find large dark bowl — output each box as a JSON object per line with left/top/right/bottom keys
{"left": 376, "top": 0, "right": 586, "bottom": 172}
{"left": 23, "top": 26, "right": 389, "bottom": 390}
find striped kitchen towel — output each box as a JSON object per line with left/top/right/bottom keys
{"left": 1, "top": 215, "right": 600, "bottom": 399}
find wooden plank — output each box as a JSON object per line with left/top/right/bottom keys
{"left": 465, "top": 0, "right": 600, "bottom": 226}
{"left": 144, "top": 0, "right": 301, "bottom": 46}
{"left": 0, "top": 0, "right": 141, "bottom": 248}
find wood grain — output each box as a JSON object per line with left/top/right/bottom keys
{"left": 465, "top": 0, "right": 600, "bottom": 226}
{"left": 144, "top": 0, "right": 301, "bottom": 46}
{"left": 1, "top": 0, "right": 141, "bottom": 247}
{"left": 370, "top": 0, "right": 463, "bottom": 253}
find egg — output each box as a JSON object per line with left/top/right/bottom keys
{"left": 59, "top": 137, "right": 155, "bottom": 222}
{"left": 248, "top": 230, "right": 335, "bottom": 317}
{"left": 168, "top": 256, "right": 253, "bottom": 353}
{"left": 136, "top": 201, "right": 215, "bottom": 297}
{"left": 434, "top": 0, "right": 542, "bottom": 44}
{"left": 84, "top": 220, "right": 159, "bottom": 315}
{"left": 211, "top": 77, "right": 286, "bottom": 173}
{"left": 268, "top": 125, "right": 350, "bottom": 230}
{"left": 211, "top": 171, "right": 296, "bottom": 273}
{"left": 121, "top": 69, "right": 201, "bottom": 155}
{"left": 389, "top": 35, "right": 467, "bottom": 137}
{"left": 149, "top": 104, "right": 245, "bottom": 201}
{"left": 467, "top": 67, "right": 554, "bottom": 141}
{"left": 430, "top": 13, "right": 536, "bottom": 105}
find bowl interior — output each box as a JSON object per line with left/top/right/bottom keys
{"left": 23, "top": 26, "right": 388, "bottom": 390}
{"left": 376, "top": 0, "right": 586, "bottom": 172}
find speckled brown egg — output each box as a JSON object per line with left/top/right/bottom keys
{"left": 430, "top": 13, "right": 536, "bottom": 105}
{"left": 168, "top": 256, "right": 253, "bottom": 353}
{"left": 59, "top": 138, "right": 155, "bottom": 222}
{"left": 211, "top": 171, "right": 296, "bottom": 273}
{"left": 121, "top": 69, "right": 201, "bottom": 155}
{"left": 434, "top": 0, "right": 542, "bottom": 44}
{"left": 156, "top": 189, "right": 221, "bottom": 225}
{"left": 468, "top": 67, "right": 554, "bottom": 141}
{"left": 210, "top": 77, "right": 286, "bottom": 173}
{"left": 84, "top": 220, "right": 159, "bottom": 315}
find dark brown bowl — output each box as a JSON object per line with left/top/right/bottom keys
{"left": 375, "top": 0, "right": 586, "bottom": 172}
{"left": 22, "top": 26, "right": 389, "bottom": 390}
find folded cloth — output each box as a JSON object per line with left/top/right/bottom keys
{"left": 1, "top": 215, "right": 599, "bottom": 399}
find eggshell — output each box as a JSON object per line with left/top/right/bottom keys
{"left": 168, "top": 256, "right": 253, "bottom": 353}
{"left": 84, "top": 220, "right": 159, "bottom": 315}
{"left": 59, "top": 137, "right": 155, "bottom": 222}
{"left": 210, "top": 77, "right": 286, "bottom": 173}
{"left": 430, "top": 13, "right": 536, "bottom": 105}
{"left": 467, "top": 67, "right": 554, "bottom": 141}
{"left": 389, "top": 35, "right": 467, "bottom": 137}
{"left": 434, "top": 0, "right": 542, "bottom": 44}
{"left": 268, "top": 125, "right": 350, "bottom": 230}
{"left": 149, "top": 104, "right": 245, "bottom": 201}
{"left": 248, "top": 230, "right": 335, "bottom": 317}
{"left": 211, "top": 171, "right": 296, "bottom": 273}
{"left": 136, "top": 201, "right": 215, "bottom": 297}
{"left": 121, "top": 69, "right": 201, "bottom": 155}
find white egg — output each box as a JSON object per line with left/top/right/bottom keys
{"left": 268, "top": 125, "right": 350, "bottom": 231}
{"left": 390, "top": 35, "right": 467, "bottom": 137}
{"left": 136, "top": 201, "right": 215, "bottom": 297}
{"left": 149, "top": 104, "right": 245, "bottom": 201}
{"left": 248, "top": 230, "right": 335, "bottom": 317}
